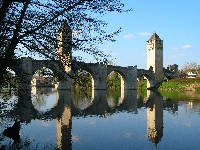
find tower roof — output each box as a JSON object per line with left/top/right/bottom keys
{"left": 148, "top": 32, "right": 161, "bottom": 41}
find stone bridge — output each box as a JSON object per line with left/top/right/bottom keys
{"left": 15, "top": 58, "right": 138, "bottom": 90}
{"left": 14, "top": 58, "right": 173, "bottom": 91}
{"left": 12, "top": 29, "right": 173, "bottom": 91}
{"left": 74, "top": 62, "right": 137, "bottom": 90}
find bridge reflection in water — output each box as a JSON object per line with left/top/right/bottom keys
{"left": 8, "top": 87, "right": 175, "bottom": 149}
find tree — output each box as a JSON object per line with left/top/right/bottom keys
{"left": 0, "top": 0, "right": 129, "bottom": 84}
{"left": 182, "top": 62, "right": 200, "bottom": 73}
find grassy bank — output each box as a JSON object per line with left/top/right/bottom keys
{"left": 137, "top": 77, "right": 200, "bottom": 92}
{"left": 160, "top": 91, "right": 200, "bottom": 101}
{"left": 137, "top": 78, "right": 200, "bottom": 101}
{"left": 159, "top": 77, "right": 200, "bottom": 92}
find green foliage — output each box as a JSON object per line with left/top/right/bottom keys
{"left": 159, "top": 81, "right": 185, "bottom": 91}
{"left": 160, "top": 91, "right": 189, "bottom": 100}
{"left": 137, "top": 80, "right": 147, "bottom": 97}
{"left": 0, "top": 71, "right": 18, "bottom": 88}
{"left": 107, "top": 89, "right": 121, "bottom": 105}
{"left": 160, "top": 91, "right": 200, "bottom": 101}
{"left": 107, "top": 71, "right": 121, "bottom": 89}
{"left": 159, "top": 77, "right": 200, "bottom": 92}
{"left": 72, "top": 72, "right": 92, "bottom": 90}
{"left": 137, "top": 80, "right": 147, "bottom": 90}
{"left": 72, "top": 88, "right": 93, "bottom": 107}
{"left": 195, "top": 87, "right": 200, "bottom": 92}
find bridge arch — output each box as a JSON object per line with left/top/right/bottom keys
{"left": 32, "top": 60, "right": 63, "bottom": 81}
{"left": 32, "top": 67, "right": 57, "bottom": 87}
{"left": 107, "top": 65, "right": 137, "bottom": 90}
{"left": 31, "top": 60, "right": 72, "bottom": 90}
{"left": 75, "top": 63, "right": 107, "bottom": 90}
{"left": 137, "top": 69, "right": 155, "bottom": 89}
{"left": 107, "top": 70, "right": 126, "bottom": 91}
{"left": 72, "top": 70, "right": 94, "bottom": 90}
{"left": 143, "top": 74, "right": 154, "bottom": 89}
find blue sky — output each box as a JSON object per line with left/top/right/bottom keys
{"left": 93, "top": 0, "right": 200, "bottom": 70}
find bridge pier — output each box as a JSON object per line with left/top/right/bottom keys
{"left": 18, "top": 58, "right": 32, "bottom": 90}
{"left": 89, "top": 64, "right": 107, "bottom": 90}
{"left": 57, "top": 76, "right": 71, "bottom": 90}
{"left": 123, "top": 66, "right": 137, "bottom": 90}
{"left": 122, "top": 90, "right": 137, "bottom": 112}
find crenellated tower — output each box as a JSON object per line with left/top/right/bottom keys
{"left": 57, "top": 23, "right": 72, "bottom": 90}
{"left": 147, "top": 33, "right": 163, "bottom": 88}
{"left": 58, "top": 23, "right": 72, "bottom": 73}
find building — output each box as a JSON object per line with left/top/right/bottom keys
{"left": 187, "top": 72, "right": 197, "bottom": 78}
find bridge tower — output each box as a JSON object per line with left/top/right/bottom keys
{"left": 57, "top": 23, "right": 72, "bottom": 90}
{"left": 147, "top": 33, "right": 163, "bottom": 88}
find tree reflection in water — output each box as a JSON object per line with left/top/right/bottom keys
{"left": 1, "top": 87, "right": 197, "bottom": 149}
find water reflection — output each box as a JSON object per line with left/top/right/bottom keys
{"left": 56, "top": 90, "right": 72, "bottom": 149}
{"left": 0, "top": 90, "right": 18, "bottom": 113}
{"left": 31, "top": 87, "right": 58, "bottom": 112}
{"left": 72, "top": 90, "right": 138, "bottom": 117}
{"left": 0, "top": 89, "right": 163, "bottom": 149}
{"left": 71, "top": 89, "right": 93, "bottom": 110}
{"left": 146, "top": 90, "right": 163, "bottom": 145}
{"left": 0, "top": 88, "right": 200, "bottom": 149}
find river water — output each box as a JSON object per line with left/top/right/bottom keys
{"left": 0, "top": 87, "right": 200, "bottom": 150}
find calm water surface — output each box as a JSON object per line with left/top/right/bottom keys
{"left": 0, "top": 87, "right": 200, "bottom": 150}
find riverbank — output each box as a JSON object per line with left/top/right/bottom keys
{"left": 159, "top": 77, "right": 200, "bottom": 92}
{"left": 138, "top": 77, "right": 200, "bottom": 94}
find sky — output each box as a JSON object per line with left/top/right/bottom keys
{"left": 89, "top": 0, "right": 200, "bottom": 70}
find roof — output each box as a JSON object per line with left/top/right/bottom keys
{"left": 148, "top": 32, "right": 161, "bottom": 41}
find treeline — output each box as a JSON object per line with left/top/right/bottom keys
{"left": 181, "top": 62, "right": 200, "bottom": 74}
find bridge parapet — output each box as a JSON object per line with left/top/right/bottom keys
{"left": 137, "top": 69, "right": 157, "bottom": 89}
{"left": 163, "top": 68, "right": 179, "bottom": 79}
{"left": 137, "top": 69, "right": 154, "bottom": 79}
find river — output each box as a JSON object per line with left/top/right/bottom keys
{"left": 0, "top": 87, "right": 200, "bottom": 149}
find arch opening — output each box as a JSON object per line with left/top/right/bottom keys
{"left": 107, "top": 71, "right": 122, "bottom": 90}
{"left": 32, "top": 67, "right": 58, "bottom": 88}
{"left": 107, "top": 71, "right": 125, "bottom": 107}
{"left": 72, "top": 89, "right": 94, "bottom": 110}
{"left": 138, "top": 74, "right": 154, "bottom": 91}
{"left": 31, "top": 67, "right": 58, "bottom": 112}
{"left": 71, "top": 71, "right": 94, "bottom": 110}
{"left": 107, "top": 89, "right": 123, "bottom": 108}
{"left": 72, "top": 71, "right": 94, "bottom": 90}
